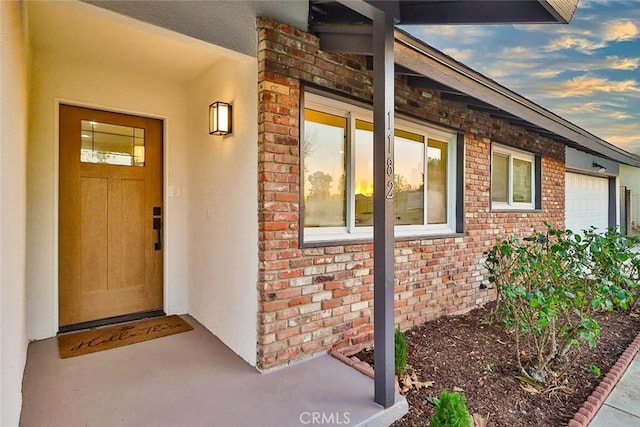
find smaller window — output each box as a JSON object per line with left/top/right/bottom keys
{"left": 303, "top": 110, "right": 347, "bottom": 228}
{"left": 491, "top": 144, "right": 538, "bottom": 210}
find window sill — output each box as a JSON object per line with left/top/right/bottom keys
{"left": 300, "top": 231, "right": 465, "bottom": 248}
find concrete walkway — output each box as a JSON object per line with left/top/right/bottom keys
{"left": 20, "top": 316, "right": 407, "bottom": 426}
{"left": 589, "top": 352, "right": 640, "bottom": 426}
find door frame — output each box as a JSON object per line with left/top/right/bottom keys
{"left": 53, "top": 98, "right": 170, "bottom": 332}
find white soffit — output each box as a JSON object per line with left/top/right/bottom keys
{"left": 84, "top": 0, "right": 310, "bottom": 58}
{"left": 26, "top": 1, "right": 237, "bottom": 83}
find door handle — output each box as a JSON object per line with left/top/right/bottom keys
{"left": 153, "top": 217, "right": 162, "bottom": 251}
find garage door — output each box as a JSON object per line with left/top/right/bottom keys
{"left": 565, "top": 172, "right": 609, "bottom": 233}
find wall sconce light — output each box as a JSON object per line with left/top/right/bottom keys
{"left": 209, "top": 101, "right": 232, "bottom": 136}
{"left": 592, "top": 162, "right": 607, "bottom": 173}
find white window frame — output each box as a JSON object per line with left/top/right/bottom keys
{"left": 303, "top": 92, "right": 458, "bottom": 243}
{"left": 491, "top": 143, "right": 536, "bottom": 210}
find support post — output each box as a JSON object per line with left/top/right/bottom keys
{"left": 372, "top": 9, "right": 396, "bottom": 409}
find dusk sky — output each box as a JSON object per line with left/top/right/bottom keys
{"left": 403, "top": 0, "right": 640, "bottom": 156}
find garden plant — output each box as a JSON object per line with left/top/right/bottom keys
{"left": 429, "top": 390, "right": 472, "bottom": 427}
{"left": 485, "top": 225, "right": 639, "bottom": 383}
{"left": 395, "top": 327, "right": 408, "bottom": 376}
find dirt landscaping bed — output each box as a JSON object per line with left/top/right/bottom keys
{"left": 354, "top": 303, "right": 640, "bottom": 426}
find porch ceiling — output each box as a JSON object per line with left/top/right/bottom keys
{"left": 27, "top": 1, "right": 225, "bottom": 84}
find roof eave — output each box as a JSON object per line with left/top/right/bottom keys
{"left": 393, "top": 29, "right": 640, "bottom": 168}
{"left": 324, "top": 1, "right": 580, "bottom": 25}
{"left": 538, "top": 0, "right": 580, "bottom": 24}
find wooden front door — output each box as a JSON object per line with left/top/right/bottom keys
{"left": 59, "top": 105, "right": 163, "bottom": 327}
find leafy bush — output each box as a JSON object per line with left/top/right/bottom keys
{"left": 429, "top": 390, "right": 471, "bottom": 427}
{"left": 485, "top": 225, "right": 639, "bottom": 383}
{"left": 395, "top": 327, "right": 407, "bottom": 375}
{"left": 583, "top": 227, "right": 640, "bottom": 304}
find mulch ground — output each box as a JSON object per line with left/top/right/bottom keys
{"left": 355, "top": 303, "right": 640, "bottom": 426}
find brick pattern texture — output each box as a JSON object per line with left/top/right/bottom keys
{"left": 567, "top": 333, "right": 640, "bottom": 426}
{"left": 257, "top": 17, "right": 565, "bottom": 369}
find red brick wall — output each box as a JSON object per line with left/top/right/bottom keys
{"left": 257, "top": 17, "right": 565, "bottom": 369}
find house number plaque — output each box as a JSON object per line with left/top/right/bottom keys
{"left": 385, "top": 112, "right": 394, "bottom": 199}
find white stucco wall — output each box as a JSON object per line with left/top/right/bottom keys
{"left": 0, "top": 5, "right": 261, "bottom": 421}
{"left": 0, "top": 1, "right": 29, "bottom": 425}
{"left": 186, "top": 60, "right": 259, "bottom": 366}
{"left": 26, "top": 0, "right": 259, "bottom": 367}
{"left": 620, "top": 164, "right": 640, "bottom": 231}
{"left": 27, "top": 52, "right": 190, "bottom": 339}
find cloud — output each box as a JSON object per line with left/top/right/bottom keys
{"left": 605, "top": 55, "right": 640, "bottom": 70}
{"left": 546, "top": 100, "right": 632, "bottom": 121}
{"left": 533, "top": 56, "right": 640, "bottom": 75}
{"left": 546, "top": 36, "right": 604, "bottom": 53}
{"left": 603, "top": 20, "right": 639, "bottom": 42}
{"left": 411, "top": 25, "right": 492, "bottom": 45}
{"left": 483, "top": 60, "right": 539, "bottom": 80}
{"left": 553, "top": 101, "right": 611, "bottom": 115}
{"left": 523, "top": 76, "right": 640, "bottom": 104}
{"left": 483, "top": 68, "right": 508, "bottom": 79}
{"left": 579, "top": 0, "right": 640, "bottom": 11}
{"left": 605, "top": 133, "right": 640, "bottom": 149}
{"left": 402, "top": 4, "right": 640, "bottom": 155}
{"left": 547, "top": 105, "right": 640, "bottom": 152}
{"left": 591, "top": 129, "right": 639, "bottom": 154}
{"left": 544, "top": 20, "right": 639, "bottom": 53}
{"left": 498, "top": 46, "right": 540, "bottom": 58}
{"left": 612, "top": 112, "right": 633, "bottom": 120}
{"left": 550, "top": 75, "right": 640, "bottom": 97}
{"left": 580, "top": 0, "right": 624, "bottom": 8}
{"left": 477, "top": 54, "right": 639, "bottom": 82}
{"left": 441, "top": 48, "right": 475, "bottom": 63}
{"left": 532, "top": 70, "right": 563, "bottom": 78}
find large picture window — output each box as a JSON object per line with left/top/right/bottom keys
{"left": 302, "top": 93, "right": 459, "bottom": 243}
{"left": 491, "top": 143, "right": 539, "bottom": 210}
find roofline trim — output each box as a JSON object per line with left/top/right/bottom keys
{"left": 393, "top": 29, "right": 640, "bottom": 167}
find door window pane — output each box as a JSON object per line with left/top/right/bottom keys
{"left": 512, "top": 158, "right": 532, "bottom": 203}
{"left": 303, "top": 110, "right": 347, "bottom": 227}
{"left": 81, "top": 120, "right": 145, "bottom": 166}
{"left": 427, "top": 140, "right": 447, "bottom": 224}
{"left": 492, "top": 153, "right": 509, "bottom": 203}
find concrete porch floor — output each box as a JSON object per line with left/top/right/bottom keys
{"left": 20, "top": 316, "right": 407, "bottom": 426}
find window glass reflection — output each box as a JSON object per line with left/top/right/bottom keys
{"left": 491, "top": 153, "right": 509, "bottom": 203}
{"left": 354, "top": 121, "right": 426, "bottom": 226}
{"left": 303, "top": 110, "right": 347, "bottom": 227}
{"left": 427, "top": 140, "right": 447, "bottom": 224}
{"left": 513, "top": 158, "right": 532, "bottom": 203}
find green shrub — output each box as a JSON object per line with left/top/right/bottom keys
{"left": 429, "top": 390, "right": 471, "bottom": 427}
{"left": 485, "top": 224, "right": 638, "bottom": 383}
{"left": 583, "top": 227, "right": 640, "bottom": 306}
{"left": 395, "top": 327, "right": 407, "bottom": 375}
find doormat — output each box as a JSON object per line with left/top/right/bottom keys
{"left": 58, "top": 315, "right": 193, "bottom": 359}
